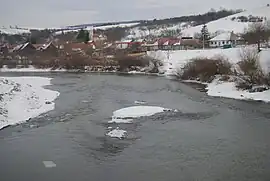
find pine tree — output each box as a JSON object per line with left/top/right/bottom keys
{"left": 76, "top": 29, "right": 86, "bottom": 42}
{"left": 200, "top": 24, "right": 210, "bottom": 48}
{"left": 84, "top": 31, "right": 90, "bottom": 43}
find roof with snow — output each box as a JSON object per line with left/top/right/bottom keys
{"left": 210, "top": 32, "right": 232, "bottom": 41}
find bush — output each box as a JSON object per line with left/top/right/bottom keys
{"left": 32, "top": 59, "right": 57, "bottom": 69}
{"left": 115, "top": 53, "right": 149, "bottom": 71}
{"left": 6, "top": 61, "right": 17, "bottom": 69}
{"left": 235, "top": 77, "right": 253, "bottom": 90}
{"left": 180, "top": 56, "right": 232, "bottom": 82}
{"left": 238, "top": 48, "right": 266, "bottom": 85}
{"left": 0, "top": 59, "right": 3, "bottom": 68}
{"left": 59, "top": 55, "right": 87, "bottom": 70}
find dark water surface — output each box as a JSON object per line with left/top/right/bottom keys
{"left": 1, "top": 73, "right": 270, "bottom": 181}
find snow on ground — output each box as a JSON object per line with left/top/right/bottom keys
{"left": 109, "top": 106, "right": 172, "bottom": 123}
{"left": 126, "top": 22, "right": 189, "bottom": 39}
{"left": 148, "top": 47, "right": 270, "bottom": 102}
{"left": 148, "top": 47, "right": 270, "bottom": 75}
{"left": 206, "top": 79, "right": 270, "bottom": 102}
{"left": 0, "top": 77, "right": 59, "bottom": 130}
{"left": 182, "top": 6, "right": 270, "bottom": 36}
{"left": 54, "top": 23, "right": 139, "bottom": 35}
{"left": 0, "top": 65, "right": 67, "bottom": 72}
{"left": 106, "top": 127, "right": 127, "bottom": 139}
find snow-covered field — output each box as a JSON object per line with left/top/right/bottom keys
{"left": 148, "top": 47, "right": 270, "bottom": 103}
{"left": 0, "top": 77, "right": 59, "bottom": 130}
{"left": 54, "top": 22, "right": 139, "bottom": 35}
{"left": 149, "top": 47, "right": 270, "bottom": 75}
{"left": 126, "top": 22, "right": 189, "bottom": 39}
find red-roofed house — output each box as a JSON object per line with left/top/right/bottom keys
{"left": 145, "top": 37, "right": 202, "bottom": 50}
{"left": 115, "top": 39, "right": 146, "bottom": 52}
{"left": 157, "top": 38, "right": 181, "bottom": 50}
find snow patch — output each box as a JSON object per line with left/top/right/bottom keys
{"left": 43, "top": 161, "right": 57, "bottom": 168}
{"left": 106, "top": 128, "right": 127, "bottom": 139}
{"left": 134, "top": 100, "right": 147, "bottom": 105}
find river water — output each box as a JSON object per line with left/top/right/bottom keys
{"left": 1, "top": 73, "right": 270, "bottom": 181}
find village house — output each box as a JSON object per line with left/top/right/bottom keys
{"left": 157, "top": 38, "right": 181, "bottom": 50}
{"left": 142, "top": 41, "right": 159, "bottom": 51}
{"left": 115, "top": 39, "right": 146, "bottom": 53}
{"left": 142, "top": 37, "right": 201, "bottom": 51}
{"left": 92, "top": 33, "right": 107, "bottom": 42}
{"left": 180, "top": 39, "right": 202, "bottom": 49}
{"left": 63, "top": 42, "right": 96, "bottom": 57}
{"left": 12, "top": 42, "right": 36, "bottom": 56}
{"left": 33, "top": 42, "right": 58, "bottom": 56}
{"left": 209, "top": 31, "right": 243, "bottom": 48}
{"left": 92, "top": 33, "right": 107, "bottom": 49}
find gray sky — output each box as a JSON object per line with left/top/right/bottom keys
{"left": 0, "top": 0, "right": 269, "bottom": 28}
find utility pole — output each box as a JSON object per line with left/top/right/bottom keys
{"left": 203, "top": 32, "right": 205, "bottom": 50}
{"left": 202, "top": 24, "right": 205, "bottom": 50}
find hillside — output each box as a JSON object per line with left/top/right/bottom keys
{"left": 182, "top": 5, "right": 270, "bottom": 36}
{"left": 124, "top": 9, "right": 241, "bottom": 39}
{"left": 0, "top": 27, "right": 30, "bottom": 35}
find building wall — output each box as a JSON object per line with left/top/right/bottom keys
{"left": 209, "top": 40, "right": 237, "bottom": 48}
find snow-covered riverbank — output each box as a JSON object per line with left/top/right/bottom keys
{"left": 149, "top": 48, "right": 270, "bottom": 103}
{"left": 0, "top": 76, "right": 60, "bottom": 130}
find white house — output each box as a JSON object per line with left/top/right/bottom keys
{"left": 209, "top": 31, "right": 242, "bottom": 48}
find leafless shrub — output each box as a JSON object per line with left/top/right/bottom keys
{"left": 235, "top": 48, "right": 270, "bottom": 89}
{"left": 238, "top": 48, "right": 266, "bottom": 84}
{"left": 0, "top": 59, "right": 3, "bottom": 68}
{"left": 6, "top": 61, "right": 17, "bottom": 68}
{"left": 32, "top": 58, "right": 57, "bottom": 69}
{"left": 59, "top": 53, "right": 88, "bottom": 70}
{"left": 115, "top": 52, "right": 149, "bottom": 71}
{"left": 180, "top": 56, "right": 232, "bottom": 82}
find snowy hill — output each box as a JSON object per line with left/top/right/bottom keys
{"left": 0, "top": 27, "right": 31, "bottom": 35}
{"left": 125, "top": 22, "right": 192, "bottom": 39}
{"left": 182, "top": 5, "right": 270, "bottom": 36}
{"left": 53, "top": 22, "right": 139, "bottom": 35}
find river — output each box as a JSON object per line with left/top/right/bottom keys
{"left": 1, "top": 73, "right": 270, "bottom": 181}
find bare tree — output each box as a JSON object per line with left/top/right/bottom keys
{"left": 242, "top": 22, "right": 270, "bottom": 52}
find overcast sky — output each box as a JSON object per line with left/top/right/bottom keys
{"left": 0, "top": 0, "right": 269, "bottom": 28}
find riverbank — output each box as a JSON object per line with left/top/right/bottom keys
{"left": 0, "top": 76, "right": 60, "bottom": 130}
{"left": 2, "top": 57, "right": 270, "bottom": 104}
